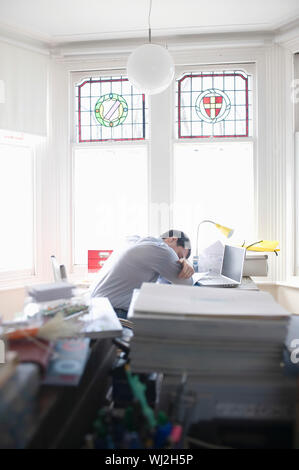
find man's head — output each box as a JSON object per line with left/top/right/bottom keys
{"left": 160, "top": 229, "right": 191, "bottom": 259}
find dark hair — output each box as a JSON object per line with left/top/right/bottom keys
{"left": 160, "top": 229, "right": 191, "bottom": 259}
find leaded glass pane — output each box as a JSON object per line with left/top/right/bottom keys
{"left": 176, "top": 70, "right": 252, "bottom": 138}
{"left": 76, "top": 76, "right": 147, "bottom": 142}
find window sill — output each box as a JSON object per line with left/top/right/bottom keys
{"left": 0, "top": 276, "right": 46, "bottom": 292}
{"left": 276, "top": 278, "right": 299, "bottom": 289}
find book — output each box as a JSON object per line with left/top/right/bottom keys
{"left": 133, "top": 283, "right": 290, "bottom": 319}
{"left": 128, "top": 284, "right": 289, "bottom": 377}
{"left": 0, "top": 351, "right": 18, "bottom": 389}
{"left": 43, "top": 338, "right": 90, "bottom": 386}
{"left": 243, "top": 254, "right": 268, "bottom": 277}
{"left": 75, "top": 297, "right": 123, "bottom": 339}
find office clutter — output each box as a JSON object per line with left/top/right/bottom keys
{"left": 128, "top": 283, "right": 290, "bottom": 376}
{"left": 83, "top": 365, "right": 190, "bottom": 449}
{"left": 0, "top": 283, "right": 122, "bottom": 441}
{"left": 194, "top": 240, "right": 224, "bottom": 274}
{"left": 242, "top": 240, "right": 279, "bottom": 276}
{"left": 0, "top": 273, "right": 295, "bottom": 448}
{"left": 243, "top": 240, "right": 280, "bottom": 253}
{"left": 243, "top": 254, "right": 268, "bottom": 277}
{"left": 195, "top": 240, "right": 273, "bottom": 277}
{"left": 193, "top": 220, "right": 234, "bottom": 272}
{"left": 126, "top": 283, "right": 297, "bottom": 448}
{"left": 28, "top": 282, "right": 75, "bottom": 302}
{"left": 1, "top": 284, "right": 122, "bottom": 342}
{"left": 51, "top": 255, "right": 68, "bottom": 282}
{"left": 0, "top": 284, "right": 123, "bottom": 448}
{"left": 43, "top": 338, "right": 90, "bottom": 386}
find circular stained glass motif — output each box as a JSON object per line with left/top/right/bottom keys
{"left": 195, "top": 88, "right": 231, "bottom": 124}
{"left": 95, "top": 93, "right": 128, "bottom": 127}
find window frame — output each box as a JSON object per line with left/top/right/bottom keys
{"left": 0, "top": 131, "right": 37, "bottom": 285}
{"left": 174, "top": 63, "right": 256, "bottom": 143}
{"left": 59, "top": 46, "right": 293, "bottom": 286}
{"left": 170, "top": 63, "right": 258, "bottom": 245}
{"left": 70, "top": 70, "right": 150, "bottom": 276}
{"left": 0, "top": 45, "right": 294, "bottom": 289}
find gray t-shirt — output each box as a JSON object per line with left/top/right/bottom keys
{"left": 90, "top": 236, "right": 192, "bottom": 310}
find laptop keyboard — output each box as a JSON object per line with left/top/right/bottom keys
{"left": 200, "top": 277, "right": 236, "bottom": 286}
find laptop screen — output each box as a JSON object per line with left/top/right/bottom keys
{"left": 221, "top": 245, "right": 245, "bottom": 282}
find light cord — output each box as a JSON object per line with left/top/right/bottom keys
{"left": 148, "top": 0, "right": 152, "bottom": 43}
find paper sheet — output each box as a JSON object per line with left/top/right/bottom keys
{"left": 197, "top": 240, "right": 224, "bottom": 274}
{"left": 134, "top": 282, "right": 290, "bottom": 318}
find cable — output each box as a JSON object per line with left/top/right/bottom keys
{"left": 148, "top": 0, "right": 152, "bottom": 43}
{"left": 186, "top": 436, "right": 233, "bottom": 450}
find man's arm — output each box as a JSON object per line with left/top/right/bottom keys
{"left": 149, "top": 244, "right": 194, "bottom": 285}
{"left": 177, "top": 258, "right": 195, "bottom": 280}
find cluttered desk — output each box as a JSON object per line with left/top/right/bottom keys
{"left": 126, "top": 281, "right": 297, "bottom": 449}
{"left": 0, "top": 236, "right": 298, "bottom": 449}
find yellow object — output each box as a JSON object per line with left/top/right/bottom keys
{"left": 244, "top": 240, "right": 280, "bottom": 252}
{"left": 196, "top": 220, "right": 234, "bottom": 257}
{"left": 215, "top": 223, "right": 234, "bottom": 238}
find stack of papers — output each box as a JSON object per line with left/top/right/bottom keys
{"left": 27, "top": 282, "right": 75, "bottom": 302}
{"left": 76, "top": 297, "right": 123, "bottom": 339}
{"left": 128, "top": 283, "right": 290, "bottom": 377}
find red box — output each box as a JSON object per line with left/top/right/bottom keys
{"left": 88, "top": 250, "right": 113, "bottom": 273}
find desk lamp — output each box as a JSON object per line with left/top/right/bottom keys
{"left": 193, "top": 220, "right": 234, "bottom": 271}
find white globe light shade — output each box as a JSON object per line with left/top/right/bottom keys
{"left": 127, "top": 43, "right": 174, "bottom": 95}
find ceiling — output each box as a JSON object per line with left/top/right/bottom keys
{"left": 0, "top": 0, "right": 298, "bottom": 45}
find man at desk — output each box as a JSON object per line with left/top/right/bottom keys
{"left": 90, "top": 230, "right": 194, "bottom": 318}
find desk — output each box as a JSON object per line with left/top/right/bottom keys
{"left": 127, "top": 281, "right": 297, "bottom": 448}
{"left": 27, "top": 338, "right": 116, "bottom": 449}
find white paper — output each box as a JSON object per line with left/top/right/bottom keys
{"left": 197, "top": 241, "right": 224, "bottom": 274}
{"left": 134, "top": 283, "right": 290, "bottom": 319}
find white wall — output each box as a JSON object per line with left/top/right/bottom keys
{"left": 258, "top": 283, "right": 299, "bottom": 314}
{"left": 0, "top": 40, "right": 49, "bottom": 136}
{"left": 0, "top": 287, "right": 25, "bottom": 321}
{"left": 0, "top": 38, "right": 55, "bottom": 297}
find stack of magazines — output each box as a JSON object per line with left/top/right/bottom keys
{"left": 128, "top": 283, "right": 290, "bottom": 377}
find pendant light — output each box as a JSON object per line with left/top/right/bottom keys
{"left": 127, "top": 0, "right": 174, "bottom": 95}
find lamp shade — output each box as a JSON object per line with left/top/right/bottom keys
{"left": 127, "top": 43, "right": 174, "bottom": 95}
{"left": 215, "top": 223, "right": 234, "bottom": 238}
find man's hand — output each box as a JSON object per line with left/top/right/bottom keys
{"left": 177, "top": 258, "right": 195, "bottom": 279}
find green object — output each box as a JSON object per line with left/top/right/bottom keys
{"left": 95, "top": 93, "right": 128, "bottom": 128}
{"left": 124, "top": 365, "right": 157, "bottom": 429}
{"left": 93, "top": 410, "right": 107, "bottom": 437}
{"left": 124, "top": 406, "right": 135, "bottom": 432}
{"left": 157, "top": 411, "right": 168, "bottom": 426}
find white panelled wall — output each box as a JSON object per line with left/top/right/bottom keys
{"left": 257, "top": 44, "right": 294, "bottom": 283}
{"left": 0, "top": 40, "right": 49, "bottom": 136}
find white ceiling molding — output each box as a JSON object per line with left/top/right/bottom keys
{"left": 49, "top": 23, "right": 276, "bottom": 44}
{"left": 52, "top": 31, "right": 275, "bottom": 62}
{"left": 0, "top": 22, "right": 50, "bottom": 55}
{"left": 0, "top": 7, "right": 297, "bottom": 57}
{"left": 275, "top": 18, "right": 299, "bottom": 52}
{"left": 0, "top": 0, "right": 298, "bottom": 44}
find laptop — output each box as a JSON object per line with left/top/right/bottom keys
{"left": 195, "top": 245, "right": 246, "bottom": 287}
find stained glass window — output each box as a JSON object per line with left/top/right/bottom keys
{"left": 176, "top": 70, "right": 252, "bottom": 138}
{"left": 75, "top": 76, "right": 147, "bottom": 142}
